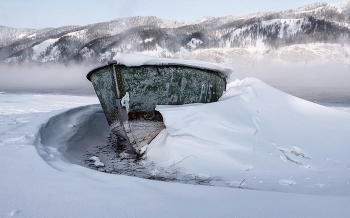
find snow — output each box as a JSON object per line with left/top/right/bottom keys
{"left": 4, "top": 57, "right": 17, "bottom": 63}
{"left": 121, "top": 92, "right": 130, "bottom": 113}
{"left": 64, "top": 29, "right": 87, "bottom": 38}
{"left": 1, "top": 81, "right": 350, "bottom": 216}
{"left": 139, "top": 44, "right": 175, "bottom": 58}
{"left": 27, "top": 33, "right": 36, "bottom": 38}
{"left": 149, "top": 78, "right": 350, "bottom": 195}
{"left": 230, "top": 27, "right": 246, "bottom": 39}
{"left": 32, "top": 38, "right": 60, "bottom": 61}
{"left": 294, "top": 6, "right": 324, "bottom": 14}
{"left": 294, "top": 1, "right": 350, "bottom": 14}
{"left": 80, "top": 47, "right": 95, "bottom": 59}
{"left": 144, "top": 38, "right": 154, "bottom": 43}
{"left": 330, "top": 1, "right": 350, "bottom": 13}
{"left": 18, "top": 33, "right": 27, "bottom": 39}
{"left": 113, "top": 52, "right": 235, "bottom": 79}
{"left": 89, "top": 156, "right": 105, "bottom": 167}
{"left": 185, "top": 43, "right": 350, "bottom": 67}
{"left": 261, "top": 19, "right": 305, "bottom": 38}
{"left": 186, "top": 38, "right": 203, "bottom": 50}
{"left": 188, "top": 16, "right": 215, "bottom": 25}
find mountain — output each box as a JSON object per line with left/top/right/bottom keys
{"left": 1, "top": 1, "right": 350, "bottom": 67}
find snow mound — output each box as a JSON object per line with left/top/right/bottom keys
{"left": 148, "top": 77, "right": 350, "bottom": 195}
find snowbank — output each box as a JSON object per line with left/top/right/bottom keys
{"left": 148, "top": 77, "right": 350, "bottom": 195}
{"left": 2, "top": 92, "right": 350, "bottom": 217}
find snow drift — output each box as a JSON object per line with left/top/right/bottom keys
{"left": 33, "top": 76, "right": 350, "bottom": 196}
{"left": 2, "top": 92, "right": 350, "bottom": 217}
{"left": 148, "top": 77, "right": 350, "bottom": 195}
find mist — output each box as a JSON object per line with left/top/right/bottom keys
{"left": 0, "top": 62, "right": 349, "bottom": 103}
{"left": 0, "top": 64, "right": 96, "bottom": 95}
{"left": 235, "top": 63, "right": 350, "bottom": 104}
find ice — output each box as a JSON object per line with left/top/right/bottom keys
{"left": 89, "top": 156, "right": 105, "bottom": 167}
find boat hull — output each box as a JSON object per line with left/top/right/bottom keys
{"left": 88, "top": 63, "right": 226, "bottom": 153}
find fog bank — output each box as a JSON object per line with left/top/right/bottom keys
{"left": 0, "top": 64, "right": 95, "bottom": 94}
{"left": 234, "top": 63, "right": 350, "bottom": 103}
{"left": 0, "top": 63, "right": 349, "bottom": 103}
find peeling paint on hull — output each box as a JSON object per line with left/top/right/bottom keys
{"left": 87, "top": 63, "right": 226, "bottom": 153}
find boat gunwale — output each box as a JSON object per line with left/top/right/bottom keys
{"left": 86, "top": 61, "right": 228, "bottom": 81}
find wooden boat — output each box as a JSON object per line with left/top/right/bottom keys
{"left": 86, "top": 53, "right": 231, "bottom": 154}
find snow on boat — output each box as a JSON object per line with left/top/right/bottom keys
{"left": 86, "top": 53, "right": 234, "bottom": 154}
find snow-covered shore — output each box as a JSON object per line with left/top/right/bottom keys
{"left": 1, "top": 86, "right": 350, "bottom": 217}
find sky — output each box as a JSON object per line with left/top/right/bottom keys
{"left": 0, "top": 0, "right": 345, "bottom": 29}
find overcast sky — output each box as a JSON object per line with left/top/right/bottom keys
{"left": 0, "top": 0, "right": 345, "bottom": 29}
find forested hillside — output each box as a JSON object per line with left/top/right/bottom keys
{"left": 1, "top": 1, "right": 349, "bottom": 66}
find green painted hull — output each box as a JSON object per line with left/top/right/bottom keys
{"left": 87, "top": 63, "right": 226, "bottom": 153}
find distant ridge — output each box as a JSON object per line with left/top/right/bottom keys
{"left": 0, "top": 1, "right": 350, "bottom": 66}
